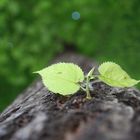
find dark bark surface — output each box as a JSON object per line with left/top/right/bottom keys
{"left": 0, "top": 53, "right": 140, "bottom": 140}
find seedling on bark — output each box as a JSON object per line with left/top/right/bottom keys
{"left": 34, "top": 62, "right": 140, "bottom": 99}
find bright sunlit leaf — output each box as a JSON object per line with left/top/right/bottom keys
{"left": 98, "top": 62, "right": 140, "bottom": 87}
{"left": 35, "top": 63, "right": 84, "bottom": 95}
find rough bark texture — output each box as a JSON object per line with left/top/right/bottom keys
{"left": 0, "top": 53, "right": 140, "bottom": 140}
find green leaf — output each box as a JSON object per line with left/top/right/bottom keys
{"left": 35, "top": 63, "right": 84, "bottom": 95}
{"left": 98, "top": 62, "right": 140, "bottom": 87}
{"left": 86, "top": 67, "right": 95, "bottom": 80}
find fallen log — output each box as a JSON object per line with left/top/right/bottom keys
{"left": 0, "top": 52, "right": 140, "bottom": 140}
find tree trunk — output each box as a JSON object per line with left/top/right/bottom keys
{"left": 0, "top": 52, "right": 140, "bottom": 140}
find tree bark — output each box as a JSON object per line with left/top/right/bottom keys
{"left": 0, "top": 52, "right": 140, "bottom": 140}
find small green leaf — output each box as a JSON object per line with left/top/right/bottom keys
{"left": 35, "top": 63, "right": 84, "bottom": 95}
{"left": 86, "top": 67, "right": 95, "bottom": 80}
{"left": 98, "top": 62, "right": 140, "bottom": 87}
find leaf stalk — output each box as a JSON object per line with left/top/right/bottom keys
{"left": 85, "top": 75, "right": 91, "bottom": 99}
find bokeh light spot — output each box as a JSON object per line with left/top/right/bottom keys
{"left": 72, "top": 11, "right": 80, "bottom": 20}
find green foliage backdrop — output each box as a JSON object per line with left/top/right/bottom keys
{"left": 0, "top": 0, "right": 140, "bottom": 110}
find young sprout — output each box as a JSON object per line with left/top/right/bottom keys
{"left": 85, "top": 67, "right": 95, "bottom": 99}
{"left": 34, "top": 62, "right": 140, "bottom": 99}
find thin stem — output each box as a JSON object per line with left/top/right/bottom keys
{"left": 80, "top": 85, "right": 86, "bottom": 91}
{"left": 86, "top": 76, "right": 91, "bottom": 99}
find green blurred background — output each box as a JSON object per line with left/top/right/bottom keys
{"left": 0, "top": 0, "right": 140, "bottom": 111}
